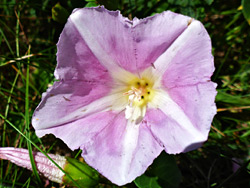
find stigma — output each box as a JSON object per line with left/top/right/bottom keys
{"left": 123, "top": 78, "right": 154, "bottom": 124}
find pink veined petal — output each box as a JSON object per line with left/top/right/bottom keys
{"left": 57, "top": 8, "right": 195, "bottom": 78}
{"left": 32, "top": 80, "right": 127, "bottom": 130}
{"left": 148, "top": 82, "right": 217, "bottom": 154}
{"left": 57, "top": 7, "right": 139, "bottom": 78}
{"left": 151, "top": 20, "right": 214, "bottom": 88}
{"left": 56, "top": 13, "right": 112, "bottom": 81}
{"left": 81, "top": 112, "right": 163, "bottom": 186}
{"left": 167, "top": 82, "right": 217, "bottom": 137}
{"left": 69, "top": 8, "right": 128, "bottom": 74}
{"left": 36, "top": 111, "right": 119, "bottom": 151}
{"left": 131, "top": 11, "right": 191, "bottom": 71}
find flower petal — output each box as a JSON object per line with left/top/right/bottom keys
{"left": 148, "top": 82, "right": 216, "bottom": 154}
{"left": 35, "top": 111, "right": 118, "bottom": 150}
{"left": 57, "top": 7, "right": 141, "bottom": 78}
{"left": 82, "top": 113, "right": 163, "bottom": 186}
{"left": 32, "top": 80, "right": 127, "bottom": 130}
{"left": 152, "top": 20, "right": 214, "bottom": 88}
{"left": 132, "top": 11, "right": 191, "bottom": 71}
{"left": 56, "top": 13, "right": 111, "bottom": 81}
{"left": 56, "top": 8, "right": 208, "bottom": 82}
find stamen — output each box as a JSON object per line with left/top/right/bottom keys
{"left": 123, "top": 78, "right": 154, "bottom": 123}
{"left": 123, "top": 87, "right": 142, "bottom": 103}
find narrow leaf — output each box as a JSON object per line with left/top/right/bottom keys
{"left": 216, "top": 90, "right": 250, "bottom": 106}
{"left": 242, "top": 0, "right": 250, "bottom": 25}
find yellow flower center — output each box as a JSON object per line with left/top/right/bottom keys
{"left": 123, "top": 77, "right": 155, "bottom": 124}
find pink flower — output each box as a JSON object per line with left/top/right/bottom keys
{"left": 32, "top": 7, "right": 217, "bottom": 185}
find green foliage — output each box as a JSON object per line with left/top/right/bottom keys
{"left": 63, "top": 157, "right": 100, "bottom": 187}
{"left": 216, "top": 90, "right": 250, "bottom": 106}
{"left": 85, "top": 0, "right": 99, "bottom": 8}
{"left": 134, "top": 175, "right": 161, "bottom": 188}
{"left": 135, "top": 153, "right": 182, "bottom": 188}
{"left": 149, "top": 152, "right": 182, "bottom": 188}
{"left": 52, "top": 3, "right": 70, "bottom": 24}
{"left": 242, "top": 0, "right": 250, "bottom": 24}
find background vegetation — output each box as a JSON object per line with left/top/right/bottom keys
{"left": 0, "top": 0, "right": 249, "bottom": 187}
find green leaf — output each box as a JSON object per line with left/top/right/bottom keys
{"left": 242, "top": 0, "right": 250, "bottom": 25}
{"left": 149, "top": 152, "right": 182, "bottom": 188}
{"left": 135, "top": 175, "right": 161, "bottom": 188}
{"left": 205, "top": 0, "right": 214, "bottom": 5}
{"left": 135, "top": 152, "right": 182, "bottom": 188}
{"left": 52, "top": 3, "right": 70, "bottom": 24}
{"left": 85, "top": 2, "right": 99, "bottom": 8}
{"left": 216, "top": 90, "right": 250, "bottom": 106}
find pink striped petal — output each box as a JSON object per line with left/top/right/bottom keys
{"left": 147, "top": 82, "right": 217, "bottom": 154}
{"left": 32, "top": 80, "right": 116, "bottom": 130}
{"left": 36, "top": 111, "right": 120, "bottom": 151}
{"left": 132, "top": 11, "right": 191, "bottom": 71}
{"left": 159, "top": 21, "right": 214, "bottom": 88}
{"left": 81, "top": 112, "right": 163, "bottom": 185}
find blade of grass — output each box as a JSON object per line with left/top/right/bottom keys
{"left": 1, "top": 11, "right": 21, "bottom": 179}
{"left": 12, "top": 168, "right": 17, "bottom": 188}
{"left": 15, "top": 6, "right": 20, "bottom": 57}
{"left": 0, "top": 28, "right": 15, "bottom": 57}
{"left": 10, "top": 64, "right": 40, "bottom": 95}
{"left": 213, "top": 47, "right": 231, "bottom": 80}
{"left": 21, "top": 178, "right": 31, "bottom": 188}
{"left": 25, "top": 45, "right": 42, "bottom": 186}
{"left": 74, "top": 150, "right": 82, "bottom": 159}
{"left": 0, "top": 114, "right": 81, "bottom": 188}
{"left": 1, "top": 72, "right": 19, "bottom": 181}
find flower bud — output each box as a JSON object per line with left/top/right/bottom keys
{"left": 0, "top": 147, "right": 66, "bottom": 183}
{"left": 0, "top": 147, "right": 99, "bottom": 187}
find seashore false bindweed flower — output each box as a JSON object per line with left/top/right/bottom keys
{"left": 0, "top": 147, "right": 99, "bottom": 187}
{"left": 32, "top": 7, "right": 217, "bottom": 185}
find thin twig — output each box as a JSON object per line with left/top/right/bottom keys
{"left": 14, "top": 9, "right": 29, "bottom": 44}
{"left": 211, "top": 125, "right": 226, "bottom": 137}
{"left": 217, "top": 106, "right": 250, "bottom": 112}
{"left": 2, "top": 53, "right": 42, "bottom": 66}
